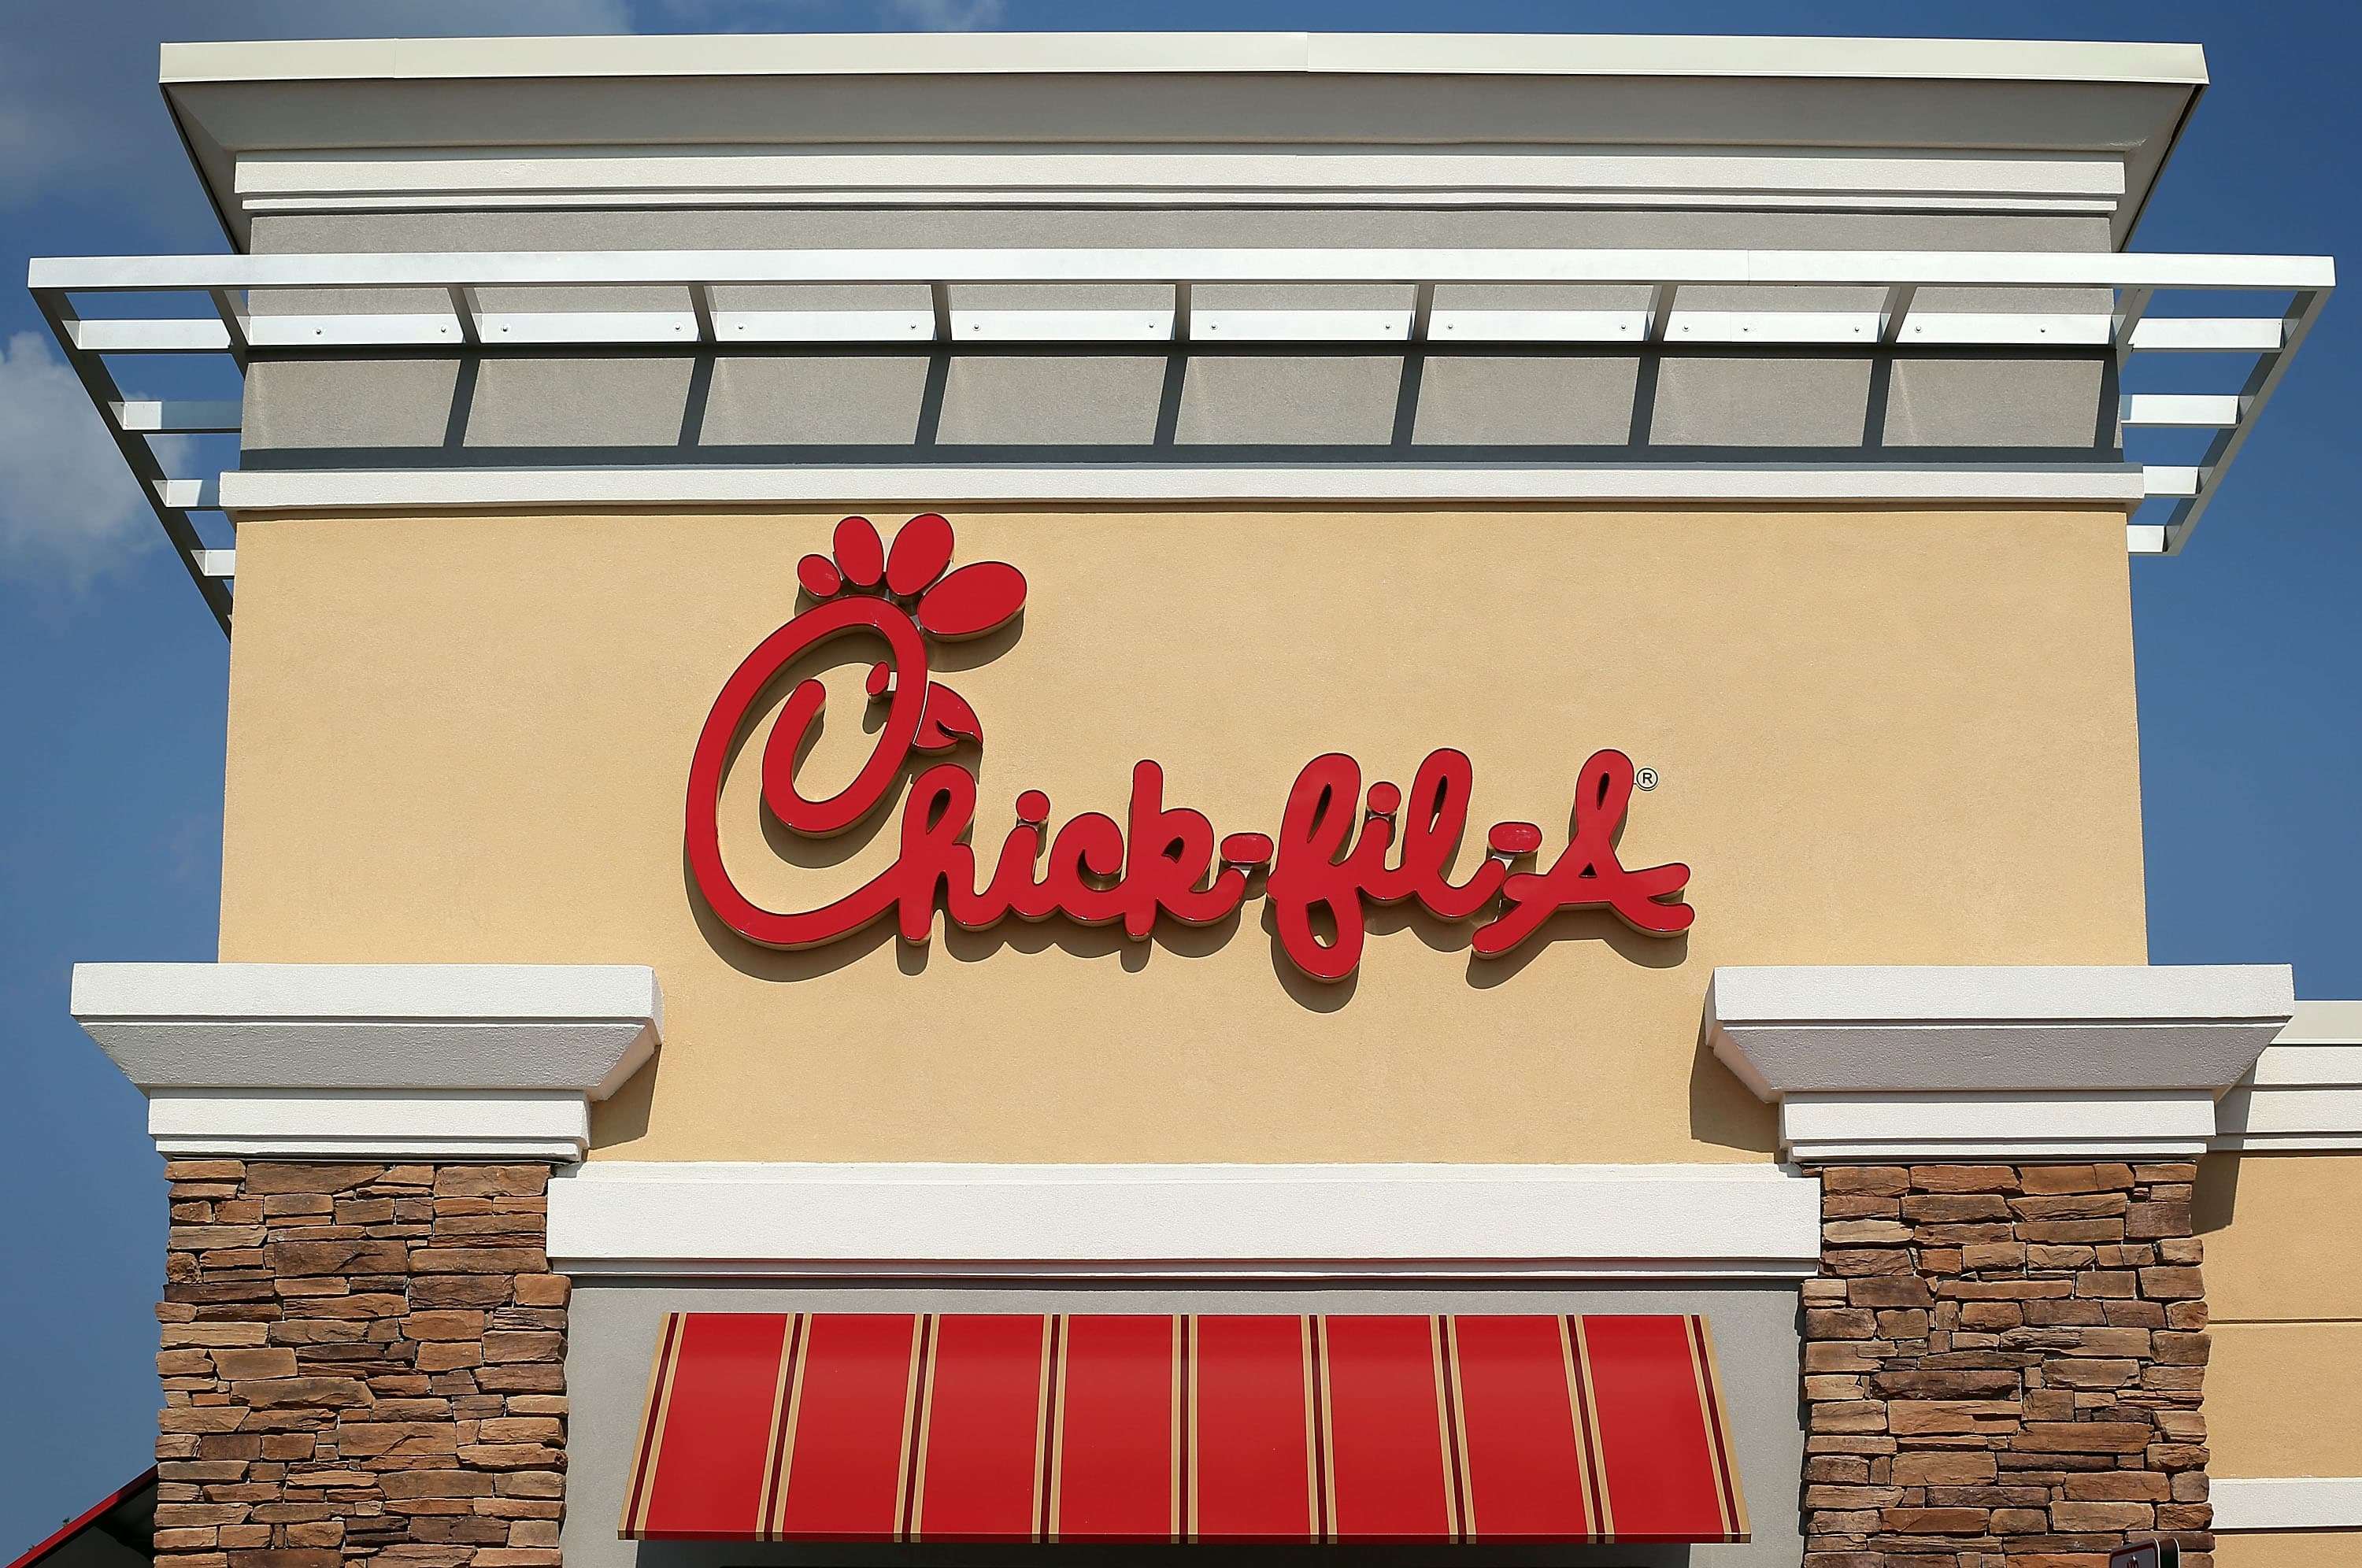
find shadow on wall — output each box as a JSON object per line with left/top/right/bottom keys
{"left": 2193, "top": 1153, "right": 2242, "bottom": 1235}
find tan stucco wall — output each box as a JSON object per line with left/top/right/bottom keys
{"left": 2200, "top": 1153, "right": 2362, "bottom": 1483}
{"left": 217, "top": 504, "right": 2148, "bottom": 1163}
{"left": 2218, "top": 1533, "right": 2362, "bottom": 1566}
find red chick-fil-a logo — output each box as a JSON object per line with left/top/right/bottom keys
{"left": 685, "top": 514, "right": 1694, "bottom": 982}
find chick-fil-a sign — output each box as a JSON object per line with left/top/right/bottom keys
{"left": 686, "top": 514, "right": 1693, "bottom": 982}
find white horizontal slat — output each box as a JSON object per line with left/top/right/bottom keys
{"left": 2121, "top": 394, "right": 2242, "bottom": 427}
{"left": 1429, "top": 309, "right": 1643, "bottom": 342}
{"left": 1671, "top": 309, "right": 1880, "bottom": 344}
{"left": 2126, "top": 523, "right": 2169, "bottom": 555}
{"left": 2128, "top": 317, "right": 2284, "bottom": 352}
{"left": 151, "top": 477, "right": 220, "bottom": 508}
{"left": 217, "top": 464, "right": 2151, "bottom": 512}
{"left": 68, "top": 318, "right": 231, "bottom": 353}
{"left": 2142, "top": 466, "right": 2203, "bottom": 498}
{"left": 242, "top": 314, "right": 462, "bottom": 348}
{"left": 716, "top": 309, "right": 935, "bottom": 342}
{"left": 949, "top": 309, "right": 1176, "bottom": 342}
{"left": 1902, "top": 311, "right": 2113, "bottom": 346}
{"left": 111, "top": 399, "right": 242, "bottom": 433}
{"left": 193, "top": 549, "right": 236, "bottom": 579}
{"left": 29, "top": 247, "right": 2338, "bottom": 294}
{"left": 1192, "top": 309, "right": 1410, "bottom": 341}
{"left": 472, "top": 309, "right": 698, "bottom": 345}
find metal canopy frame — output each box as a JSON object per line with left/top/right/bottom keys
{"left": 26, "top": 246, "right": 2334, "bottom": 634}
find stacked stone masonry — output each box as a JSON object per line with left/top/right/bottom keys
{"left": 152, "top": 1160, "right": 566, "bottom": 1568}
{"left": 1804, "top": 1162, "right": 2211, "bottom": 1568}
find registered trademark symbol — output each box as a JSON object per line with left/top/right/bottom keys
{"left": 1635, "top": 767, "right": 1659, "bottom": 791}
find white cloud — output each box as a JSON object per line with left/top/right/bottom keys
{"left": 0, "top": 331, "right": 180, "bottom": 588}
{"left": 876, "top": 0, "right": 1005, "bottom": 28}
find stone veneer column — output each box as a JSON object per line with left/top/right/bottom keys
{"left": 151, "top": 1159, "right": 568, "bottom": 1568}
{"left": 1801, "top": 1161, "right": 2212, "bottom": 1568}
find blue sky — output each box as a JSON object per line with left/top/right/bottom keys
{"left": 2, "top": 0, "right": 2357, "bottom": 1552}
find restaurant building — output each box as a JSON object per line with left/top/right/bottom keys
{"left": 33, "top": 29, "right": 2354, "bottom": 1568}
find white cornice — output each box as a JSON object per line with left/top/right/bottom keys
{"left": 2217, "top": 1000, "right": 2362, "bottom": 1151}
{"left": 158, "top": 34, "right": 2209, "bottom": 87}
{"left": 546, "top": 1162, "right": 1824, "bottom": 1280}
{"left": 73, "top": 962, "right": 662, "bottom": 1162}
{"left": 159, "top": 32, "right": 2203, "bottom": 247}
{"left": 1707, "top": 964, "right": 2296, "bottom": 1163}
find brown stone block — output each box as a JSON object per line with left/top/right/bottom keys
{"left": 2020, "top": 1164, "right": 2134, "bottom": 1194}
{"left": 167, "top": 1160, "right": 247, "bottom": 1181}
{"left": 334, "top": 1423, "right": 459, "bottom": 1458}
{"left": 1890, "top": 1451, "right": 1997, "bottom": 1485}
{"left": 509, "top": 1274, "right": 568, "bottom": 1308}
{"left": 1805, "top": 1485, "right": 1904, "bottom": 1511}
{"left": 1808, "top": 1309, "right": 1881, "bottom": 1340}
{"left": 263, "top": 1240, "right": 408, "bottom": 1278}
{"left": 210, "top": 1349, "right": 298, "bottom": 1381}
{"left": 2165, "top": 1301, "right": 2208, "bottom": 1331}
{"left": 2019, "top": 1220, "right": 2126, "bottom": 1244}
{"left": 409, "top": 1248, "right": 546, "bottom": 1276}
{"left": 378, "top": 1470, "right": 496, "bottom": 1500}
{"left": 479, "top": 1332, "right": 562, "bottom": 1363}
{"left": 170, "top": 1226, "right": 268, "bottom": 1252}
{"left": 2157, "top": 1235, "right": 2203, "bottom": 1264}
{"left": 154, "top": 1529, "right": 221, "bottom": 1551}
{"left": 2125, "top": 1202, "right": 2194, "bottom": 1239}
{"left": 1939, "top": 1280, "right": 2072, "bottom": 1300}
{"left": 407, "top": 1276, "right": 514, "bottom": 1310}
{"left": 402, "top": 1311, "right": 487, "bottom": 1341}
{"left": 242, "top": 1166, "right": 379, "bottom": 1196}
{"left": 492, "top": 1471, "right": 564, "bottom": 1498}
{"left": 1959, "top": 1242, "right": 2027, "bottom": 1272}
{"left": 1880, "top": 1506, "right": 1990, "bottom": 1533}
{"left": 2050, "top": 1500, "right": 2153, "bottom": 1530}
{"left": 1825, "top": 1196, "right": 1904, "bottom": 1221}
{"left": 1902, "top": 1193, "right": 2014, "bottom": 1222}
{"left": 473, "top": 1364, "right": 565, "bottom": 1394}
{"left": 416, "top": 1344, "right": 484, "bottom": 1373}
{"left": 1849, "top": 1278, "right": 1936, "bottom": 1308}
{"left": 2141, "top": 1267, "right": 2205, "bottom": 1300}
{"left": 2011, "top": 1422, "right": 2152, "bottom": 1453}
{"left": 161, "top": 1323, "right": 270, "bottom": 1348}
{"left": 1825, "top": 1248, "right": 1915, "bottom": 1278}
{"left": 224, "top": 1550, "right": 339, "bottom": 1568}
{"left": 284, "top": 1292, "right": 408, "bottom": 1321}
{"left": 159, "top": 1408, "right": 249, "bottom": 1434}
{"left": 259, "top": 1435, "right": 312, "bottom": 1459}
{"left": 1874, "top": 1370, "right": 2020, "bottom": 1397}
{"left": 457, "top": 1444, "right": 564, "bottom": 1470}
{"left": 1810, "top": 1400, "right": 1890, "bottom": 1433}
{"left": 1907, "top": 1165, "right": 2020, "bottom": 1193}
{"left": 1915, "top": 1223, "right": 2020, "bottom": 1247}
{"left": 1805, "top": 1374, "right": 1869, "bottom": 1401}
{"left": 433, "top": 1167, "right": 549, "bottom": 1200}
{"left": 2065, "top": 1473, "right": 2170, "bottom": 1502}
{"left": 470, "top": 1551, "right": 561, "bottom": 1567}
{"left": 237, "top": 1378, "right": 376, "bottom": 1410}
{"left": 2011, "top": 1193, "right": 2131, "bottom": 1220}
{"left": 156, "top": 1506, "right": 252, "bottom": 1528}
{"left": 2153, "top": 1331, "right": 2210, "bottom": 1365}
{"left": 1886, "top": 1400, "right": 2022, "bottom": 1435}
{"left": 1959, "top": 1303, "right": 2023, "bottom": 1329}
{"left": 1824, "top": 1220, "right": 1915, "bottom": 1245}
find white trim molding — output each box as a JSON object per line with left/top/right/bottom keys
{"left": 2216, "top": 1001, "right": 2362, "bottom": 1151}
{"left": 214, "top": 463, "right": 2150, "bottom": 515}
{"left": 1707, "top": 964, "right": 2295, "bottom": 1163}
{"left": 72, "top": 962, "right": 662, "bottom": 1162}
{"left": 2212, "top": 1476, "right": 2362, "bottom": 1533}
{"left": 546, "top": 1161, "right": 1823, "bottom": 1281}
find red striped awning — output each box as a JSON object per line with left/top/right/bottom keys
{"left": 621, "top": 1313, "right": 1746, "bottom": 1544}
